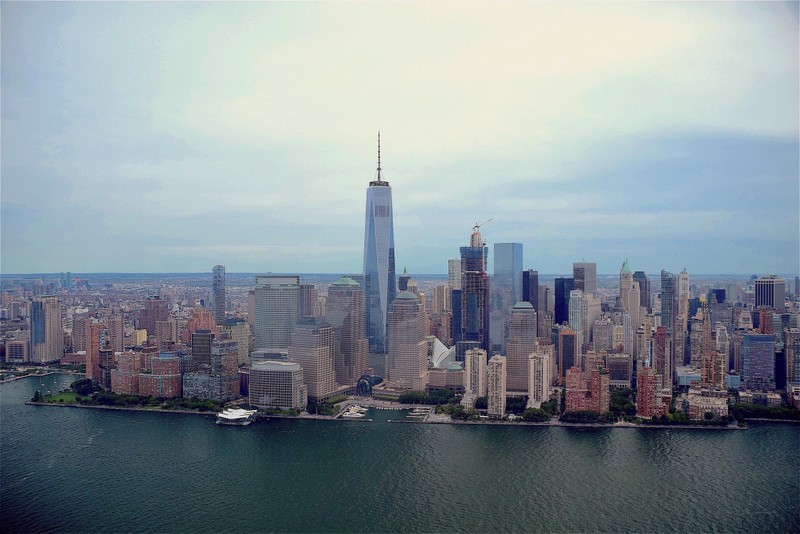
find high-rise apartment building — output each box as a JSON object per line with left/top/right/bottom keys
{"left": 573, "top": 262, "right": 597, "bottom": 297}
{"left": 651, "top": 326, "right": 672, "bottom": 393}
{"left": 464, "top": 348, "right": 488, "bottom": 397}
{"left": 254, "top": 275, "right": 300, "bottom": 351}
{"left": 139, "top": 296, "right": 168, "bottom": 336}
{"left": 487, "top": 355, "right": 507, "bottom": 418}
{"left": 363, "top": 133, "right": 396, "bottom": 354}
{"left": 108, "top": 314, "right": 124, "bottom": 353}
{"left": 459, "top": 225, "right": 490, "bottom": 352}
{"left": 287, "top": 318, "right": 336, "bottom": 402}
{"left": 755, "top": 275, "right": 786, "bottom": 310}
{"left": 505, "top": 302, "right": 537, "bottom": 393}
{"left": 528, "top": 342, "right": 553, "bottom": 409}
{"left": 192, "top": 329, "right": 214, "bottom": 367}
{"left": 387, "top": 292, "right": 429, "bottom": 390}
{"left": 212, "top": 265, "right": 226, "bottom": 325}
{"left": 326, "top": 277, "right": 368, "bottom": 386}
{"left": 30, "top": 296, "right": 63, "bottom": 364}
{"left": 785, "top": 328, "right": 800, "bottom": 387}
{"left": 222, "top": 318, "right": 251, "bottom": 366}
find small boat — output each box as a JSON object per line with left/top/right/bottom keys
{"left": 342, "top": 411, "right": 366, "bottom": 418}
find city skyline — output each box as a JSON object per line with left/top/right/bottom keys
{"left": 2, "top": 2, "right": 798, "bottom": 275}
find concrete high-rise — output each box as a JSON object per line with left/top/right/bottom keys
{"left": 505, "top": 302, "right": 537, "bottom": 393}
{"left": 212, "top": 265, "right": 226, "bottom": 325}
{"left": 139, "top": 296, "right": 168, "bottom": 337}
{"left": 363, "top": 133, "right": 396, "bottom": 354}
{"left": 459, "top": 224, "right": 490, "bottom": 352}
{"left": 573, "top": 262, "right": 597, "bottom": 297}
{"left": 741, "top": 333, "right": 775, "bottom": 391}
{"left": 254, "top": 275, "right": 300, "bottom": 351}
{"left": 660, "top": 270, "right": 677, "bottom": 365}
{"left": 387, "top": 292, "right": 429, "bottom": 390}
{"left": 108, "top": 314, "right": 124, "bottom": 353}
{"left": 487, "top": 355, "right": 507, "bottom": 418}
{"left": 448, "top": 259, "right": 461, "bottom": 290}
{"left": 326, "top": 277, "right": 368, "bottom": 386}
{"left": 30, "top": 296, "right": 63, "bottom": 364}
{"left": 527, "top": 342, "right": 553, "bottom": 409}
{"left": 464, "top": 348, "right": 488, "bottom": 397}
{"left": 675, "top": 269, "right": 690, "bottom": 369}
{"left": 558, "top": 328, "right": 579, "bottom": 385}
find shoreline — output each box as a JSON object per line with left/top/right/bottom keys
{"left": 1, "top": 370, "right": 83, "bottom": 384}
{"left": 26, "top": 401, "right": 762, "bottom": 430}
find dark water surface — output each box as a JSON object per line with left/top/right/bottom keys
{"left": 2, "top": 374, "right": 798, "bottom": 533}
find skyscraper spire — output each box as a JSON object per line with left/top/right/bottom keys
{"left": 372, "top": 131, "right": 388, "bottom": 186}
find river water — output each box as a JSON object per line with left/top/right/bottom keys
{"left": 1, "top": 374, "right": 798, "bottom": 533}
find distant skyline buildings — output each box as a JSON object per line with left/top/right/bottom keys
{"left": 211, "top": 265, "right": 225, "bottom": 325}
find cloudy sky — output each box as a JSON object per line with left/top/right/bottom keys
{"left": 2, "top": 2, "right": 798, "bottom": 276}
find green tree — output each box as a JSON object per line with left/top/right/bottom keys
{"left": 31, "top": 390, "right": 42, "bottom": 402}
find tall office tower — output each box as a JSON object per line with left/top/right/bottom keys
{"left": 755, "top": 275, "right": 786, "bottom": 310}
{"left": 387, "top": 292, "right": 429, "bottom": 390}
{"left": 538, "top": 286, "right": 552, "bottom": 314}
{"left": 528, "top": 342, "right": 553, "bottom": 409}
{"left": 192, "top": 329, "right": 214, "bottom": 367}
{"left": 675, "top": 269, "right": 690, "bottom": 368}
{"left": 431, "top": 284, "right": 450, "bottom": 316}
{"left": 139, "top": 296, "right": 169, "bottom": 336}
{"left": 741, "top": 333, "right": 775, "bottom": 391}
{"left": 505, "top": 302, "right": 537, "bottom": 393}
{"left": 464, "top": 348, "right": 488, "bottom": 397}
{"left": 619, "top": 260, "right": 641, "bottom": 351}
{"left": 398, "top": 268, "right": 411, "bottom": 292}
{"left": 651, "top": 326, "right": 672, "bottom": 393}
{"left": 491, "top": 243, "right": 523, "bottom": 352}
{"left": 299, "top": 284, "right": 318, "bottom": 319}
{"left": 30, "top": 296, "right": 63, "bottom": 364}
{"left": 558, "top": 328, "right": 578, "bottom": 385}
{"left": 573, "top": 262, "right": 597, "bottom": 297}
{"left": 211, "top": 265, "right": 226, "bottom": 325}
{"left": 448, "top": 259, "right": 461, "bottom": 289}
{"left": 363, "top": 133, "right": 396, "bottom": 354}
{"left": 254, "top": 275, "right": 300, "bottom": 351}
{"left": 633, "top": 271, "right": 651, "bottom": 312}
{"left": 487, "top": 355, "right": 507, "bottom": 418}
{"left": 222, "top": 318, "right": 252, "bottom": 367}
{"left": 85, "top": 322, "right": 102, "bottom": 380}
{"left": 568, "top": 289, "right": 585, "bottom": 350}
{"left": 660, "top": 270, "right": 678, "bottom": 365}
{"left": 288, "top": 318, "right": 336, "bottom": 402}
{"left": 522, "top": 270, "right": 539, "bottom": 311}
{"left": 108, "top": 314, "right": 124, "bottom": 353}
{"left": 795, "top": 277, "right": 800, "bottom": 298}
{"left": 537, "top": 312, "right": 554, "bottom": 343}
{"left": 459, "top": 224, "right": 490, "bottom": 352}
{"left": 326, "top": 277, "right": 368, "bottom": 386}
{"left": 554, "top": 277, "right": 574, "bottom": 325}
{"left": 708, "top": 289, "right": 733, "bottom": 329}
{"left": 785, "top": 328, "right": 800, "bottom": 387}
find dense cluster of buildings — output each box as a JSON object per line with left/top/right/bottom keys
{"left": 2, "top": 138, "right": 799, "bottom": 421}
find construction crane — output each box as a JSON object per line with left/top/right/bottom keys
{"left": 473, "top": 218, "right": 493, "bottom": 233}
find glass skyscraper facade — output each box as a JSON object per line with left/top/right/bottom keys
{"left": 363, "top": 135, "right": 395, "bottom": 353}
{"left": 491, "top": 243, "right": 523, "bottom": 352}
{"left": 459, "top": 227, "right": 490, "bottom": 352}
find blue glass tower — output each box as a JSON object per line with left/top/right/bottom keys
{"left": 363, "top": 133, "right": 396, "bottom": 354}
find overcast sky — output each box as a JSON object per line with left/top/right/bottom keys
{"left": 2, "top": 2, "right": 798, "bottom": 276}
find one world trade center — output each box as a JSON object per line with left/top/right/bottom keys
{"left": 363, "top": 132, "right": 396, "bottom": 354}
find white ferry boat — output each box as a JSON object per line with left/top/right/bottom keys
{"left": 216, "top": 408, "right": 257, "bottom": 426}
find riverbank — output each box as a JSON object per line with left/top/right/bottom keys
{"left": 1, "top": 370, "right": 83, "bottom": 384}
{"left": 26, "top": 401, "right": 218, "bottom": 416}
{"left": 415, "top": 415, "right": 746, "bottom": 430}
